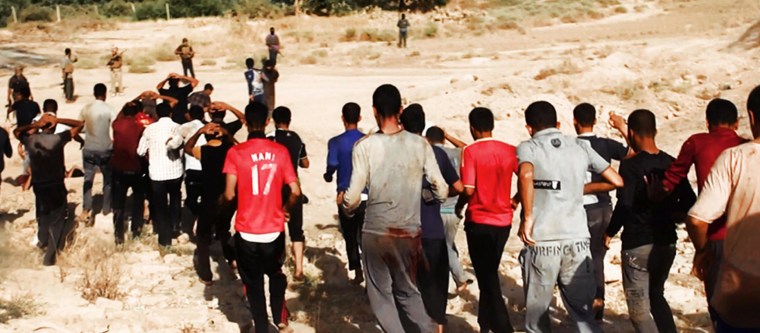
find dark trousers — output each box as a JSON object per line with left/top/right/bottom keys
{"left": 361, "top": 232, "right": 435, "bottom": 333}
{"left": 706, "top": 240, "right": 724, "bottom": 330}
{"left": 184, "top": 170, "right": 203, "bottom": 234}
{"left": 83, "top": 149, "right": 112, "bottom": 213}
{"left": 64, "top": 76, "right": 74, "bottom": 100}
{"left": 287, "top": 199, "right": 304, "bottom": 242}
{"left": 338, "top": 202, "right": 365, "bottom": 271}
{"left": 34, "top": 182, "right": 73, "bottom": 266}
{"left": 151, "top": 178, "right": 182, "bottom": 246}
{"left": 235, "top": 232, "right": 288, "bottom": 333}
{"left": 182, "top": 59, "right": 195, "bottom": 78}
{"left": 268, "top": 48, "right": 278, "bottom": 65}
{"left": 112, "top": 171, "right": 145, "bottom": 244}
{"left": 195, "top": 191, "right": 236, "bottom": 282}
{"left": 622, "top": 244, "right": 677, "bottom": 333}
{"left": 465, "top": 222, "right": 514, "bottom": 333}
{"left": 419, "top": 238, "right": 449, "bottom": 325}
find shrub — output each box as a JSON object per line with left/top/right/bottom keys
{"left": 150, "top": 45, "right": 177, "bottom": 62}
{"left": 19, "top": 5, "right": 54, "bottom": 22}
{"left": 102, "top": 0, "right": 134, "bottom": 17}
{"left": 200, "top": 59, "right": 216, "bottom": 66}
{"left": 134, "top": 0, "right": 167, "bottom": 21}
{"left": 423, "top": 22, "right": 437, "bottom": 38}
{"left": 79, "top": 257, "right": 125, "bottom": 302}
{"left": 0, "top": 294, "right": 39, "bottom": 323}
{"left": 235, "top": 0, "right": 288, "bottom": 19}
{"left": 342, "top": 27, "right": 357, "bottom": 41}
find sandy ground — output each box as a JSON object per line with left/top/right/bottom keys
{"left": 1, "top": 0, "right": 760, "bottom": 332}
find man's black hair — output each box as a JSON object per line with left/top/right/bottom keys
{"left": 469, "top": 107, "right": 495, "bottom": 132}
{"left": 525, "top": 101, "right": 557, "bottom": 131}
{"left": 122, "top": 100, "right": 140, "bottom": 117}
{"left": 425, "top": 126, "right": 445, "bottom": 143}
{"left": 211, "top": 110, "right": 226, "bottom": 122}
{"left": 573, "top": 103, "right": 596, "bottom": 127}
{"left": 156, "top": 102, "right": 172, "bottom": 118}
{"left": 264, "top": 59, "right": 274, "bottom": 68}
{"left": 189, "top": 105, "right": 204, "bottom": 121}
{"left": 246, "top": 58, "right": 254, "bottom": 69}
{"left": 628, "top": 109, "right": 657, "bottom": 137}
{"left": 272, "top": 106, "right": 292, "bottom": 125}
{"left": 748, "top": 84, "right": 760, "bottom": 121}
{"left": 705, "top": 98, "right": 738, "bottom": 126}
{"left": 204, "top": 83, "right": 214, "bottom": 91}
{"left": 65, "top": 48, "right": 71, "bottom": 55}
{"left": 16, "top": 85, "right": 31, "bottom": 99}
{"left": 372, "top": 84, "right": 402, "bottom": 119}
{"left": 43, "top": 99, "right": 58, "bottom": 113}
{"left": 94, "top": 83, "right": 107, "bottom": 98}
{"left": 400, "top": 103, "right": 425, "bottom": 134}
{"left": 342, "top": 102, "right": 361, "bottom": 124}
{"left": 168, "top": 77, "right": 179, "bottom": 88}
{"left": 246, "top": 102, "right": 269, "bottom": 128}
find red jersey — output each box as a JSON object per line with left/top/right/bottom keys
{"left": 461, "top": 138, "right": 518, "bottom": 227}
{"left": 223, "top": 137, "right": 297, "bottom": 235}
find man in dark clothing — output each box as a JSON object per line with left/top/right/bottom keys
{"left": 324, "top": 102, "right": 366, "bottom": 282}
{"left": 186, "top": 122, "right": 237, "bottom": 284}
{"left": 208, "top": 101, "right": 246, "bottom": 136}
{"left": 266, "top": 27, "right": 281, "bottom": 65}
{"left": 7, "top": 65, "right": 30, "bottom": 107}
{"left": 111, "top": 100, "right": 147, "bottom": 244}
{"left": 572, "top": 102, "right": 630, "bottom": 320}
{"left": 7, "top": 86, "right": 40, "bottom": 127}
{"left": 14, "top": 113, "right": 83, "bottom": 266}
{"left": 605, "top": 110, "right": 696, "bottom": 333}
{"left": 156, "top": 73, "right": 199, "bottom": 125}
{"left": 401, "top": 104, "right": 463, "bottom": 332}
{"left": 188, "top": 83, "right": 213, "bottom": 112}
{"left": 175, "top": 38, "right": 195, "bottom": 78}
{"left": 269, "top": 106, "right": 309, "bottom": 280}
{"left": 0, "top": 127, "right": 12, "bottom": 196}
{"left": 263, "top": 60, "right": 279, "bottom": 113}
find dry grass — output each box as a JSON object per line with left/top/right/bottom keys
{"left": 179, "top": 322, "right": 205, "bottom": 333}
{"left": 533, "top": 60, "right": 581, "bottom": 80}
{"left": 149, "top": 46, "right": 177, "bottom": 62}
{"left": 200, "top": 59, "right": 217, "bottom": 66}
{"left": 79, "top": 256, "right": 125, "bottom": 302}
{"left": 0, "top": 294, "right": 40, "bottom": 324}
{"left": 487, "top": 0, "right": 624, "bottom": 28}
{"left": 58, "top": 229, "right": 125, "bottom": 303}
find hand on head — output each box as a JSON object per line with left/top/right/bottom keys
{"left": 608, "top": 112, "right": 626, "bottom": 130}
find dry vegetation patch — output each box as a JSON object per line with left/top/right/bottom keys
{"left": 0, "top": 293, "right": 40, "bottom": 324}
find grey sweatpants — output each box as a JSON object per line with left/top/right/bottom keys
{"left": 622, "top": 244, "right": 677, "bottom": 333}
{"left": 442, "top": 213, "right": 471, "bottom": 286}
{"left": 520, "top": 238, "right": 602, "bottom": 333}
{"left": 362, "top": 232, "right": 436, "bottom": 333}
{"left": 585, "top": 205, "right": 613, "bottom": 300}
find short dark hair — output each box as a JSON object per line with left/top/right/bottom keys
{"left": 204, "top": 83, "right": 214, "bottom": 91}
{"left": 748, "top": 84, "right": 760, "bottom": 121}
{"left": 245, "top": 58, "right": 254, "bottom": 69}
{"left": 400, "top": 103, "right": 425, "bottom": 134}
{"left": 43, "top": 99, "right": 58, "bottom": 113}
{"left": 211, "top": 110, "right": 226, "bottom": 122}
{"left": 272, "top": 106, "right": 292, "bottom": 125}
{"left": 94, "top": 83, "right": 107, "bottom": 98}
{"left": 122, "top": 100, "right": 141, "bottom": 117}
{"left": 168, "top": 78, "right": 179, "bottom": 87}
{"left": 342, "top": 102, "right": 360, "bottom": 124}
{"left": 425, "top": 126, "right": 445, "bottom": 143}
{"left": 188, "top": 105, "right": 204, "bottom": 121}
{"left": 372, "top": 84, "right": 402, "bottom": 118}
{"left": 705, "top": 98, "right": 738, "bottom": 126}
{"left": 469, "top": 107, "right": 495, "bottom": 132}
{"left": 525, "top": 101, "right": 557, "bottom": 130}
{"left": 16, "top": 85, "right": 31, "bottom": 99}
{"left": 156, "top": 102, "right": 172, "bottom": 118}
{"left": 264, "top": 59, "right": 274, "bottom": 68}
{"left": 65, "top": 48, "right": 71, "bottom": 55}
{"left": 628, "top": 109, "right": 657, "bottom": 137}
{"left": 573, "top": 103, "right": 596, "bottom": 127}
{"left": 245, "top": 102, "right": 269, "bottom": 127}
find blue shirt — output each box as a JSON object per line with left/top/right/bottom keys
{"left": 325, "top": 129, "right": 365, "bottom": 192}
{"left": 420, "top": 145, "right": 459, "bottom": 239}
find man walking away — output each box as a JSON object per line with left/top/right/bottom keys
{"left": 111, "top": 101, "right": 147, "bottom": 244}
{"left": 107, "top": 47, "right": 125, "bottom": 96}
{"left": 137, "top": 103, "right": 184, "bottom": 246}
{"left": 179, "top": 105, "right": 207, "bottom": 237}
{"left": 397, "top": 14, "right": 410, "bottom": 48}
{"left": 78, "top": 84, "right": 117, "bottom": 225}
{"left": 266, "top": 27, "right": 281, "bottom": 65}
{"left": 223, "top": 102, "right": 300, "bottom": 333}
{"left": 0, "top": 126, "right": 12, "bottom": 197}
{"left": 401, "top": 104, "right": 463, "bottom": 333}
{"left": 7, "top": 85, "right": 39, "bottom": 127}
{"left": 517, "top": 101, "right": 622, "bottom": 333}
{"left": 157, "top": 73, "right": 198, "bottom": 125}
{"left": 188, "top": 83, "right": 213, "bottom": 112}
{"left": 269, "top": 106, "right": 309, "bottom": 279}
{"left": 62, "top": 48, "right": 77, "bottom": 103}
{"left": 324, "top": 102, "right": 366, "bottom": 283}
{"left": 245, "top": 58, "right": 268, "bottom": 105}
{"left": 572, "top": 102, "right": 630, "bottom": 320}
{"left": 263, "top": 60, "right": 279, "bottom": 113}
{"left": 342, "top": 84, "right": 446, "bottom": 333}
{"left": 175, "top": 38, "right": 195, "bottom": 78}
{"left": 7, "top": 65, "right": 30, "bottom": 108}
{"left": 686, "top": 85, "right": 760, "bottom": 332}
{"left": 14, "top": 113, "right": 83, "bottom": 265}
{"left": 453, "top": 107, "right": 517, "bottom": 333}
{"left": 425, "top": 126, "right": 475, "bottom": 292}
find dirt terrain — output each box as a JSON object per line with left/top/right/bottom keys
{"left": 1, "top": 0, "right": 760, "bottom": 332}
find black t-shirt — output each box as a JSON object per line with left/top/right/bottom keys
{"left": 159, "top": 85, "right": 193, "bottom": 124}
{"left": 12, "top": 99, "right": 41, "bottom": 127}
{"left": 420, "top": 145, "right": 460, "bottom": 239}
{"left": 0, "top": 128, "right": 12, "bottom": 172}
{"left": 201, "top": 141, "right": 233, "bottom": 197}
{"left": 607, "top": 151, "right": 696, "bottom": 249}
{"left": 577, "top": 135, "right": 628, "bottom": 207}
{"left": 9, "top": 75, "right": 29, "bottom": 93}
{"left": 23, "top": 131, "right": 71, "bottom": 186}
{"left": 268, "top": 129, "right": 307, "bottom": 176}
{"left": 222, "top": 120, "right": 243, "bottom": 137}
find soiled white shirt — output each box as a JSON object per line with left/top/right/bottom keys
{"left": 137, "top": 117, "right": 183, "bottom": 181}
{"left": 79, "top": 99, "right": 116, "bottom": 151}
{"left": 179, "top": 120, "right": 205, "bottom": 171}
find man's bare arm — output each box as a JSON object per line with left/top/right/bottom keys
{"left": 518, "top": 162, "right": 536, "bottom": 246}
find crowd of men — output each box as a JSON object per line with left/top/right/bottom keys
{"left": 3, "top": 46, "right": 760, "bottom": 332}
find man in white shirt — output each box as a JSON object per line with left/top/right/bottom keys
{"left": 78, "top": 83, "right": 117, "bottom": 225}
{"left": 137, "top": 102, "right": 184, "bottom": 246}
{"left": 179, "top": 105, "right": 206, "bottom": 237}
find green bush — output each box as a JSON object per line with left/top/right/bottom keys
{"left": 102, "top": 0, "right": 133, "bottom": 17}
{"left": 168, "top": 0, "right": 229, "bottom": 18}
{"left": 235, "top": 0, "right": 287, "bottom": 19}
{"left": 19, "top": 5, "right": 54, "bottom": 22}
{"left": 134, "top": 0, "right": 167, "bottom": 20}
{"left": 302, "top": 0, "right": 355, "bottom": 16}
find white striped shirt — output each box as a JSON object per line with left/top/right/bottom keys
{"left": 137, "top": 117, "right": 184, "bottom": 181}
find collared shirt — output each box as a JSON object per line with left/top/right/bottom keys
{"left": 187, "top": 91, "right": 211, "bottom": 109}
{"left": 179, "top": 120, "right": 205, "bottom": 171}
{"left": 517, "top": 128, "right": 609, "bottom": 242}
{"left": 111, "top": 116, "right": 145, "bottom": 173}
{"left": 326, "top": 129, "right": 365, "bottom": 192}
{"left": 79, "top": 99, "right": 116, "bottom": 151}
{"left": 137, "top": 117, "right": 183, "bottom": 181}
{"left": 663, "top": 127, "right": 747, "bottom": 241}
{"left": 577, "top": 132, "right": 628, "bottom": 207}
{"left": 461, "top": 138, "right": 518, "bottom": 227}
{"left": 342, "top": 130, "right": 448, "bottom": 236}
